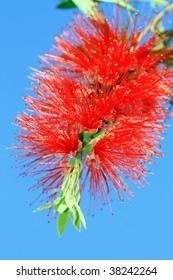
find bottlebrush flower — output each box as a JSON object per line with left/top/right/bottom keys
{"left": 13, "top": 10, "right": 173, "bottom": 236}
{"left": 45, "top": 12, "right": 173, "bottom": 87}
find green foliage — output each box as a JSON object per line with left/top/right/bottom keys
{"left": 33, "top": 201, "right": 53, "bottom": 212}
{"left": 75, "top": 204, "right": 86, "bottom": 229}
{"left": 57, "top": 208, "right": 69, "bottom": 236}
{"left": 33, "top": 163, "right": 86, "bottom": 236}
{"left": 70, "top": 204, "right": 87, "bottom": 232}
{"left": 70, "top": 206, "right": 81, "bottom": 231}
{"left": 54, "top": 194, "right": 65, "bottom": 212}
{"left": 53, "top": 165, "right": 86, "bottom": 236}
{"left": 56, "top": 0, "right": 76, "bottom": 9}
{"left": 55, "top": 200, "right": 68, "bottom": 213}
{"left": 56, "top": 0, "right": 137, "bottom": 14}
{"left": 57, "top": 0, "right": 98, "bottom": 18}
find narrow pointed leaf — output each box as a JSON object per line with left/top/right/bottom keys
{"left": 56, "top": 0, "right": 76, "bottom": 9}
{"left": 75, "top": 179, "right": 80, "bottom": 203}
{"left": 65, "top": 189, "right": 76, "bottom": 210}
{"left": 57, "top": 208, "right": 69, "bottom": 236}
{"left": 75, "top": 204, "right": 86, "bottom": 229}
{"left": 57, "top": 203, "right": 68, "bottom": 213}
{"left": 56, "top": 0, "right": 138, "bottom": 13}
{"left": 53, "top": 194, "right": 65, "bottom": 211}
{"left": 61, "top": 170, "right": 71, "bottom": 191}
{"left": 70, "top": 207, "right": 81, "bottom": 231}
{"left": 33, "top": 202, "right": 53, "bottom": 212}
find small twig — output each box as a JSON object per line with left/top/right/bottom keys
{"left": 138, "top": 2, "right": 173, "bottom": 43}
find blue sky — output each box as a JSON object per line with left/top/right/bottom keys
{"left": 1, "top": 0, "right": 173, "bottom": 260}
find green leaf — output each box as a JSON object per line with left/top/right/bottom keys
{"left": 70, "top": 207, "right": 81, "bottom": 231}
{"left": 57, "top": 0, "right": 99, "bottom": 17}
{"left": 65, "top": 189, "right": 76, "bottom": 210}
{"left": 56, "top": 0, "right": 99, "bottom": 10}
{"left": 53, "top": 195, "right": 69, "bottom": 213}
{"left": 57, "top": 208, "right": 69, "bottom": 236}
{"left": 61, "top": 170, "right": 71, "bottom": 191}
{"left": 56, "top": 0, "right": 76, "bottom": 9}
{"left": 56, "top": 0, "right": 138, "bottom": 13}
{"left": 75, "top": 204, "right": 87, "bottom": 229}
{"left": 57, "top": 202, "right": 68, "bottom": 213}
{"left": 53, "top": 193, "right": 65, "bottom": 212}
{"left": 96, "top": 0, "right": 137, "bottom": 13}
{"left": 33, "top": 202, "right": 53, "bottom": 213}
{"left": 75, "top": 178, "right": 80, "bottom": 203}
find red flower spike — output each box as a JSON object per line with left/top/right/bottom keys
{"left": 45, "top": 12, "right": 173, "bottom": 85}
{"left": 83, "top": 114, "right": 165, "bottom": 212}
{"left": 14, "top": 10, "right": 173, "bottom": 235}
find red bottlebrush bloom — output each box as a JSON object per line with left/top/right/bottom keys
{"left": 84, "top": 116, "right": 164, "bottom": 207}
{"left": 45, "top": 13, "right": 173, "bottom": 85}
{"left": 15, "top": 110, "right": 81, "bottom": 195}
{"left": 14, "top": 10, "right": 173, "bottom": 235}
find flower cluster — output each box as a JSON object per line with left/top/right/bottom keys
{"left": 15, "top": 11, "right": 173, "bottom": 235}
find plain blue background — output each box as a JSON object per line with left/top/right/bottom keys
{"left": 1, "top": 0, "right": 173, "bottom": 260}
